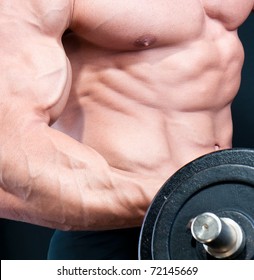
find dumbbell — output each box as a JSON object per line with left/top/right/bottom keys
{"left": 138, "top": 148, "right": 254, "bottom": 260}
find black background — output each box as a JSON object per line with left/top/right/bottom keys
{"left": 1, "top": 14, "right": 254, "bottom": 260}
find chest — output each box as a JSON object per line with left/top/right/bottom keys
{"left": 73, "top": 0, "right": 252, "bottom": 50}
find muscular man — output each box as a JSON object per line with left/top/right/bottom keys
{"left": 0, "top": 0, "right": 253, "bottom": 259}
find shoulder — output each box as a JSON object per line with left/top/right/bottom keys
{"left": 203, "top": 0, "right": 254, "bottom": 30}
{"left": 0, "top": 0, "right": 74, "bottom": 37}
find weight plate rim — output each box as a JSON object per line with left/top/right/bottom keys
{"left": 152, "top": 164, "right": 254, "bottom": 259}
{"left": 139, "top": 148, "right": 254, "bottom": 259}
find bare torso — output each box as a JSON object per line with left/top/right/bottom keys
{"left": 55, "top": 0, "right": 250, "bottom": 180}
{"left": 1, "top": 0, "right": 254, "bottom": 230}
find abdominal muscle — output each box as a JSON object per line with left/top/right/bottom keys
{"left": 80, "top": 103, "right": 233, "bottom": 180}
{"left": 55, "top": 25, "right": 243, "bottom": 184}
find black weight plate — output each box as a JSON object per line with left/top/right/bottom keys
{"left": 138, "top": 148, "right": 254, "bottom": 259}
{"left": 153, "top": 165, "right": 254, "bottom": 259}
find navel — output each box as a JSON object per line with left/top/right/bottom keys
{"left": 214, "top": 144, "right": 220, "bottom": 151}
{"left": 134, "top": 34, "right": 157, "bottom": 48}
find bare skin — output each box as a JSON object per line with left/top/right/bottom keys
{"left": 0, "top": 0, "right": 253, "bottom": 230}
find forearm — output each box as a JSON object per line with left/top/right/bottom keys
{"left": 0, "top": 118, "right": 153, "bottom": 230}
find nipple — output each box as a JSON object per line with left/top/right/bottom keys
{"left": 134, "top": 34, "right": 156, "bottom": 48}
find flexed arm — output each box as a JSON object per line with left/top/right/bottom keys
{"left": 0, "top": 0, "right": 158, "bottom": 230}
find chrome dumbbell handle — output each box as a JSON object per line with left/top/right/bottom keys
{"left": 191, "top": 212, "right": 245, "bottom": 259}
